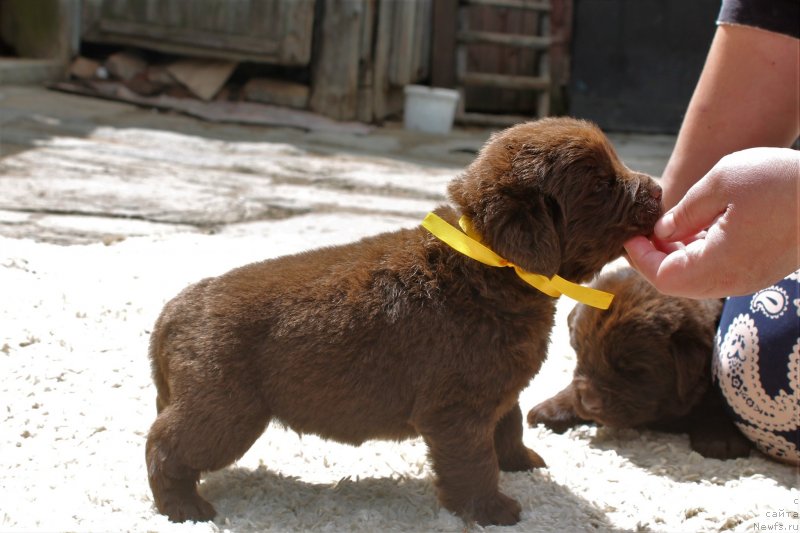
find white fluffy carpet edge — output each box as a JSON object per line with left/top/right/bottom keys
{"left": 1, "top": 218, "right": 797, "bottom": 533}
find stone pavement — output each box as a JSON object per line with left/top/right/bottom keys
{"left": 0, "top": 85, "right": 675, "bottom": 245}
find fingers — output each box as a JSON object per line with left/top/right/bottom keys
{"left": 624, "top": 236, "right": 715, "bottom": 298}
{"left": 654, "top": 181, "right": 728, "bottom": 242}
{"left": 650, "top": 235, "right": 687, "bottom": 254}
{"left": 623, "top": 236, "right": 669, "bottom": 287}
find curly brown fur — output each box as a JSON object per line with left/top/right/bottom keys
{"left": 527, "top": 266, "right": 752, "bottom": 459}
{"left": 145, "top": 118, "right": 662, "bottom": 526}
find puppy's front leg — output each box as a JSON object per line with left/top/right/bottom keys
{"left": 494, "top": 402, "right": 546, "bottom": 471}
{"left": 419, "top": 410, "right": 522, "bottom": 526}
{"left": 687, "top": 388, "right": 752, "bottom": 459}
{"left": 527, "top": 382, "right": 587, "bottom": 433}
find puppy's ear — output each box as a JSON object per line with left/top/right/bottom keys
{"left": 566, "top": 304, "right": 582, "bottom": 349}
{"left": 670, "top": 325, "right": 712, "bottom": 407}
{"left": 566, "top": 305, "right": 578, "bottom": 330}
{"left": 447, "top": 158, "right": 561, "bottom": 276}
{"left": 481, "top": 193, "right": 562, "bottom": 277}
{"left": 446, "top": 174, "right": 471, "bottom": 214}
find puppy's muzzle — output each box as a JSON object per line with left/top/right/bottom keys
{"left": 572, "top": 377, "right": 605, "bottom": 420}
{"left": 631, "top": 175, "right": 663, "bottom": 233}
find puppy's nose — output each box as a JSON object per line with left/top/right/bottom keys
{"left": 650, "top": 184, "right": 663, "bottom": 201}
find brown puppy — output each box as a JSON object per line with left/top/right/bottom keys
{"left": 527, "top": 266, "right": 752, "bottom": 459}
{"left": 145, "top": 118, "right": 662, "bottom": 526}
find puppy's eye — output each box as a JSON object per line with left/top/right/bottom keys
{"left": 611, "top": 357, "right": 646, "bottom": 378}
{"left": 620, "top": 365, "right": 645, "bottom": 378}
{"left": 593, "top": 176, "right": 615, "bottom": 193}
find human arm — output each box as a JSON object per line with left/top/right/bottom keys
{"left": 660, "top": 23, "right": 800, "bottom": 210}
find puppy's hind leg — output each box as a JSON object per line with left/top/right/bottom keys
{"left": 495, "top": 402, "right": 546, "bottom": 471}
{"left": 146, "top": 390, "right": 270, "bottom": 523}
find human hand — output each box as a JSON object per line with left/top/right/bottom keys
{"left": 624, "top": 147, "right": 799, "bottom": 298}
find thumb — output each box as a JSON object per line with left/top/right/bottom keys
{"left": 655, "top": 179, "right": 727, "bottom": 242}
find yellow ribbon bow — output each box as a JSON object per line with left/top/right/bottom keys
{"left": 421, "top": 212, "right": 614, "bottom": 310}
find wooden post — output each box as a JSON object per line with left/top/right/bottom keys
{"left": 0, "top": 0, "right": 80, "bottom": 63}
{"left": 356, "top": 0, "right": 377, "bottom": 123}
{"left": 431, "top": 0, "right": 457, "bottom": 88}
{"left": 309, "top": 0, "right": 366, "bottom": 121}
{"left": 371, "top": 0, "right": 393, "bottom": 121}
{"left": 549, "top": 0, "right": 573, "bottom": 115}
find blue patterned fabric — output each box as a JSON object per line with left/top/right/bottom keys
{"left": 713, "top": 271, "right": 800, "bottom": 464}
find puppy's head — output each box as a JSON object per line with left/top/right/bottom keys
{"left": 448, "top": 118, "right": 661, "bottom": 282}
{"left": 567, "top": 267, "right": 722, "bottom": 428}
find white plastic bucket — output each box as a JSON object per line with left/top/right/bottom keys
{"left": 403, "top": 85, "right": 460, "bottom": 135}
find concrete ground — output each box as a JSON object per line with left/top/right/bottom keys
{"left": 0, "top": 85, "right": 676, "bottom": 244}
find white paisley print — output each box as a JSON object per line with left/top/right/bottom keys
{"left": 713, "top": 270, "right": 800, "bottom": 464}
{"left": 750, "top": 286, "right": 789, "bottom": 319}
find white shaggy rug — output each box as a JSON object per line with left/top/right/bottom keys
{"left": 1, "top": 216, "right": 798, "bottom": 533}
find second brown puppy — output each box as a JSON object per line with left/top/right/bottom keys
{"left": 145, "top": 118, "right": 662, "bottom": 526}
{"left": 527, "top": 266, "right": 752, "bottom": 459}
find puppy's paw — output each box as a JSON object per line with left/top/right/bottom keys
{"left": 158, "top": 489, "right": 216, "bottom": 523}
{"left": 527, "top": 400, "right": 583, "bottom": 434}
{"left": 498, "top": 446, "right": 546, "bottom": 471}
{"left": 690, "top": 425, "right": 752, "bottom": 460}
{"left": 472, "top": 491, "right": 522, "bottom": 526}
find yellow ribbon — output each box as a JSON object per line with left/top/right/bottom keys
{"left": 421, "top": 212, "right": 614, "bottom": 310}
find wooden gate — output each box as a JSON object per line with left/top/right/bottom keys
{"left": 82, "top": 0, "right": 315, "bottom": 65}
{"left": 80, "top": 0, "right": 431, "bottom": 122}
{"left": 432, "top": 0, "right": 573, "bottom": 125}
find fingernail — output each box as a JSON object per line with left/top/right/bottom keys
{"left": 654, "top": 211, "right": 675, "bottom": 240}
